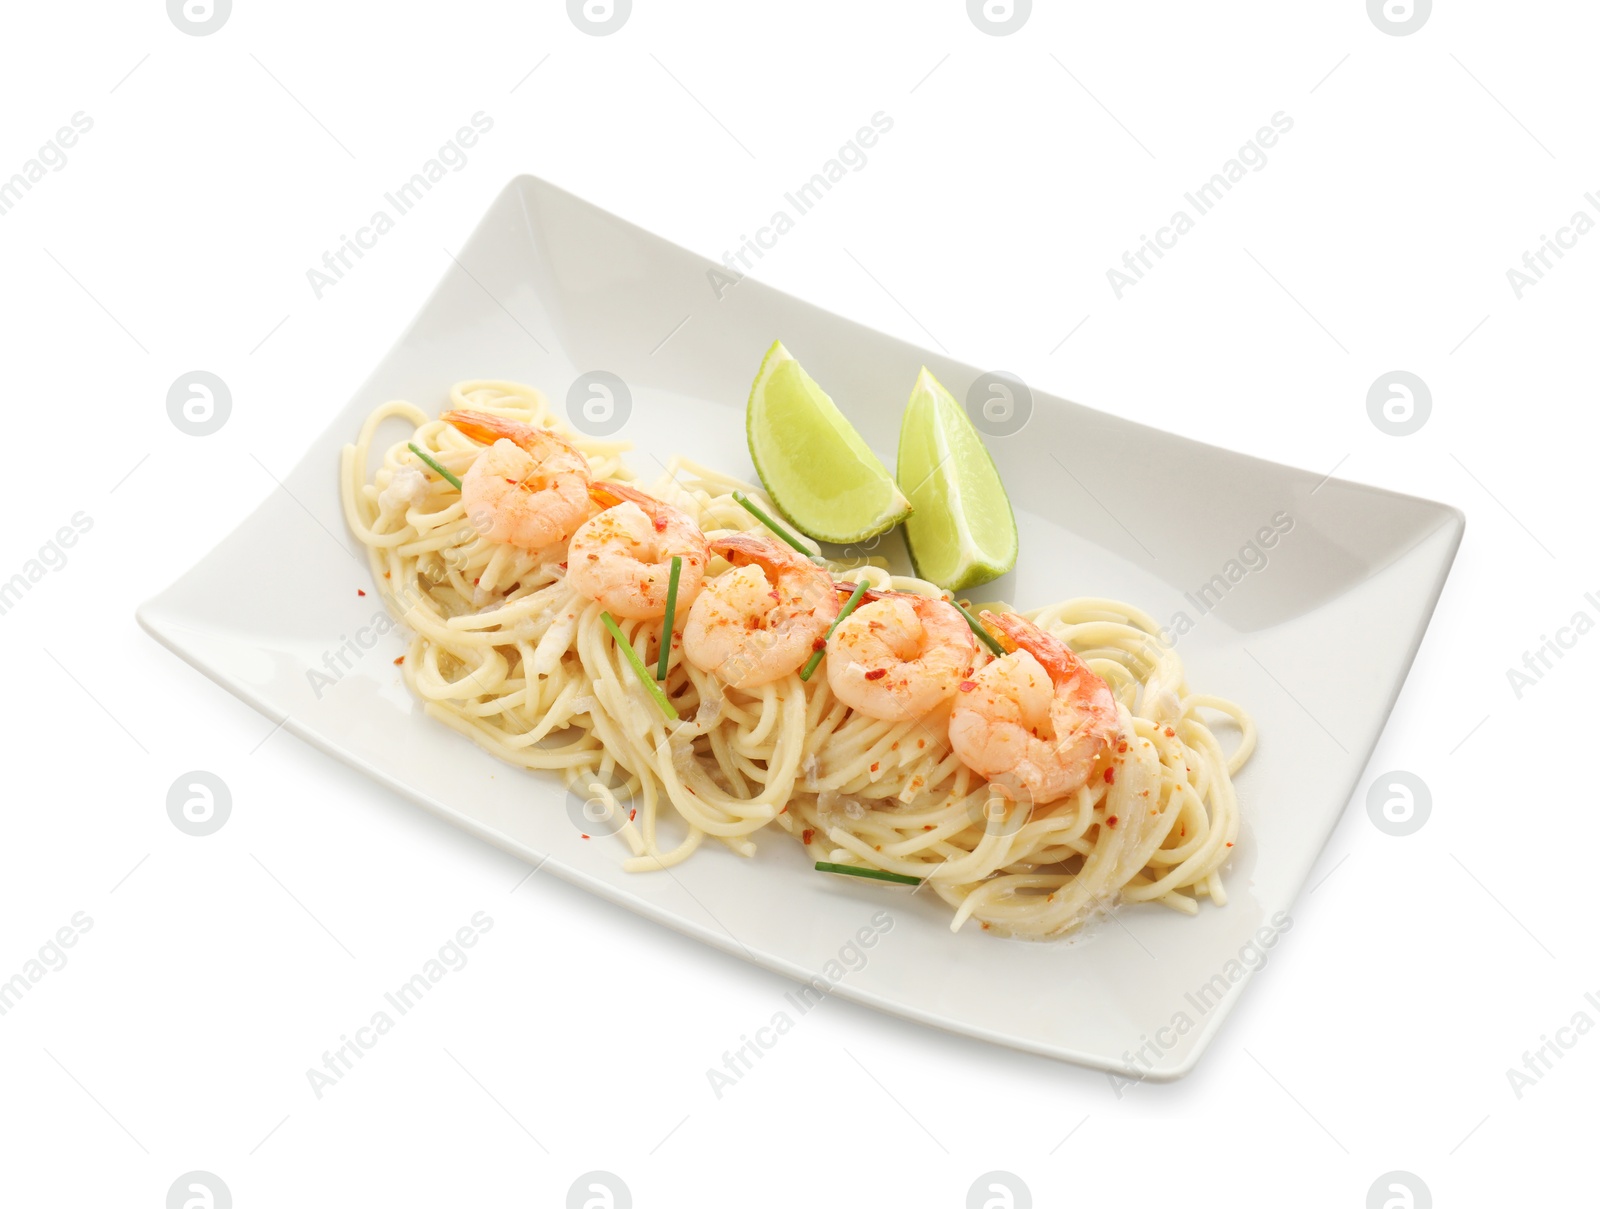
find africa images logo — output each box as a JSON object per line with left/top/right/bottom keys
{"left": 967, "top": 1171, "right": 1031, "bottom": 1209}
{"left": 167, "top": 0, "right": 231, "bottom": 36}
{"left": 567, "top": 1171, "right": 630, "bottom": 1209}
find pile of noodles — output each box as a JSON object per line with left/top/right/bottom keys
{"left": 340, "top": 380, "right": 1255, "bottom": 939}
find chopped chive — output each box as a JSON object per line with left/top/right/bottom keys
{"left": 815, "top": 861, "right": 922, "bottom": 887}
{"left": 601, "top": 611, "right": 679, "bottom": 720}
{"left": 731, "top": 491, "right": 815, "bottom": 558}
{"left": 949, "top": 597, "right": 1007, "bottom": 659}
{"left": 656, "top": 555, "right": 682, "bottom": 681}
{"left": 408, "top": 442, "right": 462, "bottom": 490}
{"left": 800, "top": 580, "right": 869, "bottom": 682}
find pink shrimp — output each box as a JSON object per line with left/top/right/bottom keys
{"left": 441, "top": 410, "right": 592, "bottom": 550}
{"left": 825, "top": 591, "right": 979, "bottom": 721}
{"left": 948, "top": 610, "right": 1120, "bottom": 805}
{"left": 682, "top": 533, "right": 838, "bottom": 688}
{"left": 566, "top": 481, "right": 709, "bottom": 620}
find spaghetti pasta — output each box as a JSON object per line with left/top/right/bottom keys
{"left": 340, "top": 380, "right": 1255, "bottom": 940}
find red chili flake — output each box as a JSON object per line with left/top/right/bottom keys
{"left": 357, "top": 589, "right": 366, "bottom": 596}
{"left": 588, "top": 553, "right": 599, "bottom": 561}
{"left": 958, "top": 680, "right": 976, "bottom": 692}
{"left": 870, "top": 762, "right": 880, "bottom": 773}
{"left": 981, "top": 922, "right": 991, "bottom": 931}
{"left": 1226, "top": 841, "right": 1233, "bottom": 847}
{"left": 802, "top": 829, "right": 815, "bottom": 845}
{"left": 393, "top": 656, "right": 405, "bottom": 665}
{"left": 811, "top": 637, "right": 827, "bottom": 651}
{"left": 890, "top": 742, "right": 899, "bottom": 750}
{"left": 864, "top": 668, "right": 888, "bottom": 681}
{"left": 558, "top": 561, "right": 568, "bottom": 570}
{"left": 629, "top": 808, "right": 637, "bottom": 821}
{"left": 769, "top": 590, "right": 781, "bottom": 601}
{"left": 923, "top": 824, "right": 934, "bottom": 831}
{"left": 1164, "top": 726, "right": 1176, "bottom": 737}
{"left": 1103, "top": 767, "right": 1115, "bottom": 784}
{"left": 1105, "top": 815, "right": 1119, "bottom": 828}
{"left": 916, "top": 739, "right": 925, "bottom": 749}
{"left": 383, "top": 571, "right": 391, "bottom": 579}
{"left": 580, "top": 834, "right": 590, "bottom": 840}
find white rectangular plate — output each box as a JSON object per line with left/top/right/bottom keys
{"left": 138, "top": 176, "right": 1463, "bottom": 1079}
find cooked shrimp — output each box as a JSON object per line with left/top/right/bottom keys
{"left": 682, "top": 534, "right": 838, "bottom": 688}
{"left": 948, "top": 610, "right": 1120, "bottom": 805}
{"left": 442, "top": 410, "right": 591, "bottom": 549}
{"left": 567, "top": 481, "right": 708, "bottom": 620}
{"left": 825, "top": 592, "right": 978, "bottom": 721}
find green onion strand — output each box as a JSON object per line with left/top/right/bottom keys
{"left": 407, "top": 442, "right": 462, "bottom": 490}
{"left": 949, "top": 597, "right": 1007, "bottom": 659}
{"left": 814, "top": 861, "right": 922, "bottom": 887}
{"left": 731, "top": 491, "right": 815, "bottom": 558}
{"left": 656, "top": 556, "right": 682, "bottom": 681}
{"left": 799, "top": 580, "right": 869, "bottom": 682}
{"left": 601, "top": 612, "right": 679, "bottom": 720}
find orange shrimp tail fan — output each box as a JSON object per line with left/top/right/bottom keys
{"left": 442, "top": 410, "right": 582, "bottom": 458}
{"left": 977, "top": 609, "right": 1021, "bottom": 656}
{"left": 588, "top": 480, "right": 657, "bottom": 510}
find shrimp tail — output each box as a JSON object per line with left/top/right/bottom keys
{"left": 832, "top": 583, "right": 962, "bottom": 607}
{"left": 441, "top": 410, "right": 529, "bottom": 446}
{"left": 713, "top": 532, "right": 820, "bottom": 574}
{"left": 834, "top": 580, "right": 888, "bottom": 602}
{"left": 588, "top": 479, "right": 659, "bottom": 511}
{"left": 976, "top": 609, "right": 1018, "bottom": 655}
{"left": 709, "top": 532, "right": 770, "bottom": 562}
{"left": 589, "top": 480, "right": 693, "bottom": 537}
{"left": 983, "top": 610, "right": 1064, "bottom": 670}
{"left": 443, "top": 410, "right": 581, "bottom": 459}
{"left": 984, "top": 610, "right": 1103, "bottom": 687}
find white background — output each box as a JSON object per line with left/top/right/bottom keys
{"left": 1, "top": 1, "right": 1591, "bottom": 1205}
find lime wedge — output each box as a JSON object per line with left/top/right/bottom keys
{"left": 897, "top": 367, "right": 1018, "bottom": 590}
{"left": 746, "top": 341, "right": 912, "bottom": 544}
